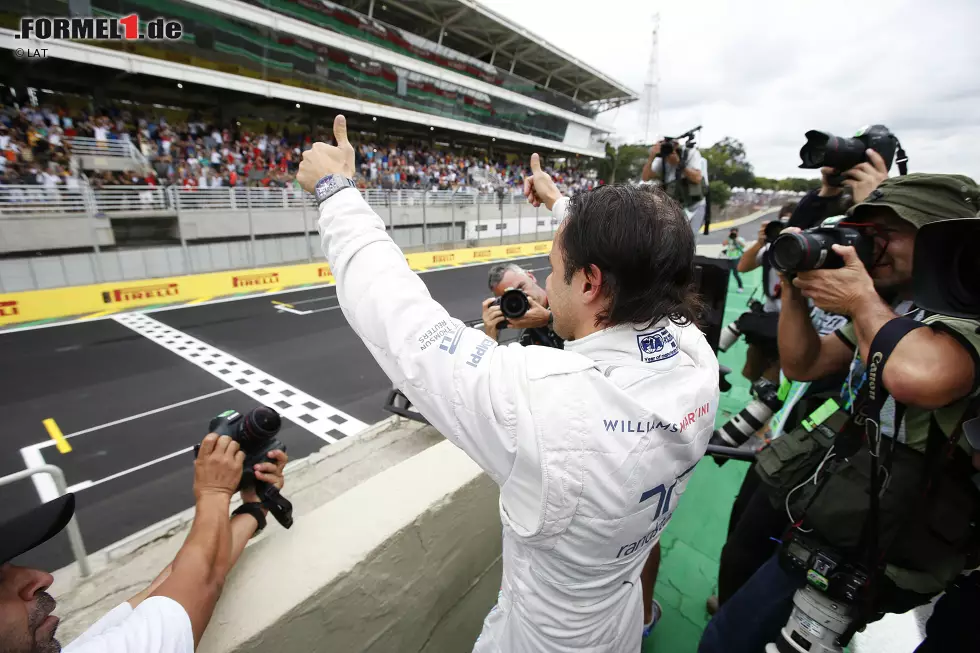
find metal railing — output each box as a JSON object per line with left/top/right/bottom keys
{"left": 65, "top": 136, "right": 149, "bottom": 168}
{"left": 0, "top": 465, "right": 92, "bottom": 577}
{"left": 0, "top": 183, "right": 529, "bottom": 217}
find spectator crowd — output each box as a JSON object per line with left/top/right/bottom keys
{"left": 0, "top": 99, "right": 597, "bottom": 198}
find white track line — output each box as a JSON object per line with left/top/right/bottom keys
{"left": 31, "top": 388, "right": 236, "bottom": 450}
{"left": 20, "top": 447, "right": 58, "bottom": 503}
{"left": 113, "top": 312, "right": 367, "bottom": 443}
{"left": 66, "top": 447, "right": 195, "bottom": 494}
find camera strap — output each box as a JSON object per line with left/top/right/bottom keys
{"left": 895, "top": 140, "right": 909, "bottom": 176}
{"left": 835, "top": 316, "right": 924, "bottom": 644}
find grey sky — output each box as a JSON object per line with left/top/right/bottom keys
{"left": 481, "top": 0, "right": 980, "bottom": 181}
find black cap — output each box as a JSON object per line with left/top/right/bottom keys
{"left": 0, "top": 494, "right": 75, "bottom": 565}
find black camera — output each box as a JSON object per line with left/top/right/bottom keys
{"left": 491, "top": 288, "right": 530, "bottom": 328}
{"left": 769, "top": 226, "right": 873, "bottom": 274}
{"left": 799, "top": 124, "right": 899, "bottom": 187}
{"left": 194, "top": 406, "right": 293, "bottom": 528}
{"left": 658, "top": 140, "right": 676, "bottom": 157}
{"left": 764, "top": 219, "right": 787, "bottom": 243}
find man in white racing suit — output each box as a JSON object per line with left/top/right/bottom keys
{"left": 298, "top": 116, "right": 719, "bottom": 653}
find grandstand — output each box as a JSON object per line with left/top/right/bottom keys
{"left": 0, "top": 0, "right": 637, "bottom": 289}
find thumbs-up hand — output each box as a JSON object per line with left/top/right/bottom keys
{"left": 297, "top": 115, "right": 356, "bottom": 193}
{"left": 523, "top": 152, "right": 561, "bottom": 211}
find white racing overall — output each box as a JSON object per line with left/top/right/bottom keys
{"left": 319, "top": 191, "right": 719, "bottom": 653}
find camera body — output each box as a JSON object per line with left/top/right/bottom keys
{"left": 205, "top": 407, "right": 286, "bottom": 491}
{"left": 491, "top": 288, "right": 530, "bottom": 329}
{"left": 195, "top": 406, "right": 294, "bottom": 528}
{"left": 657, "top": 140, "right": 677, "bottom": 158}
{"left": 779, "top": 531, "right": 869, "bottom": 604}
{"left": 769, "top": 226, "right": 873, "bottom": 274}
{"left": 799, "top": 124, "right": 899, "bottom": 187}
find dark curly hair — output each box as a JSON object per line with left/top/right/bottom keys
{"left": 558, "top": 184, "right": 702, "bottom": 328}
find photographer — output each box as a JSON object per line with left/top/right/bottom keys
{"left": 0, "top": 434, "right": 287, "bottom": 653}
{"left": 720, "top": 228, "right": 746, "bottom": 293}
{"left": 480, "top": 263, "right": 562, "bottom": 348}
{"left": 700, "top": 174, "right": 980, "bottom": 653}
{"left": 299, "top": 117, "right": 719, "bottom": 653}
{"left": 641, "top": 138, "right": 706, "bottom": 234}
{"left": 733, "top": 202, "right": 797, "bottom": 383}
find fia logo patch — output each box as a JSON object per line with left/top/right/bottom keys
{"left": 637, "top": 328, "right": 678, "bottom": 363}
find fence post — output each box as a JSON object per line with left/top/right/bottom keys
{"left": 301, "top": 193, "right": 313, "bottom": 262}
{"left": 83, "top": 183, "right": 105, "bottom": 283}
{"left": 476, "top": 193, "right": 482, "bottom": 244}
{"left": 518, "top": 198, "right": 522, "bottom": 243}
{"left": 172, "top": 187, "right": 190, "bottom": 272}
{"left": 387, "top": 190, "right": 394, "bottom": 233}
{"left": 498, "top": 194, "right": 504, "bottom": 245}
{"left": 246, "top": 187, "right": 256, "bottom": 267}
{"left": 450, "top": 190, "right": 456, "bottom": 247}
{"left": 421, "top": 189, "right": 428, "bottom": 250}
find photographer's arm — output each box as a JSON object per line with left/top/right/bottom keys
{"left": 681, "top": 167, "right": 702, "bottom": 184}
{"left": 848, "top": 295, "right": 976, "bottom": 408}
{"left": 738, "top": 221, "right": 769, "bottom": 273}
{"left": 641, "top": 143, "right": 662, "bottom": 182}
{"left": 147, "top": 434, "right": 242, "bottom": 647}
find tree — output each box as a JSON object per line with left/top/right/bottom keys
{"left": 599, "top": 142, "right": 652, "bottom": 184}
{"left": 701, "top": 137, "right": 755, "bottom": 188}
{"left": 709, "top": 180, "right": 731, "bottom": 208}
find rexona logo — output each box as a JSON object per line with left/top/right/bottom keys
{"left": 506, "top": 246, "right": 522, "bottom": 255}
{"left": 473, "top": 249, "right": 492, "bottom": 259}
{"left": 102, "top": 283, "right": 179, "bottom": 304}
{"left": 433, "top": 253, "right": 455, "bottom": 264}
{"left": 317, "top": 265, "right": 332, "bottom": 277}
{"left": 232, "top": 272, "right": 279, "bottom": 288}
{"left": 0, "top": 300, "right": 19, "bottom": 317}
{"left": 534, "top": 243, "right": 549, "bottom": 252}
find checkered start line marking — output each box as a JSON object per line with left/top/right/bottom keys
{"left": 113, "top": 313, "right": 368, "bottom": 443}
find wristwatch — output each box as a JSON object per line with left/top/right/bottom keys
{"left": 232, "top": 502, "right": 267, "bottom": 536}
{"left": 314, "top": 174, "right": 356, "bottom": 205}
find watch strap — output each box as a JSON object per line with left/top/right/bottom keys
{"left": 232, "top": 502, "right": 267, "bottom": 536}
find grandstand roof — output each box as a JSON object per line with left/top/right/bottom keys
{"left": 341, "top": 0, "right": 639, "bottom": 110}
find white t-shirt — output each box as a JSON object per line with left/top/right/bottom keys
{"left": 64, "top": 597, "right": 193, "bottom": 653}
{"left": 651, "top": 147, "right": 705, "bottom": 193}
{"left": 94, "top": 126, "right": 108, "bottom": 141}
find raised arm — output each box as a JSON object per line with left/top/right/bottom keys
{"left": 297, "top": 116, "right": 527, "bottom": 485}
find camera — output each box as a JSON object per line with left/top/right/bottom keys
{"left": 491, "top": 288, "right": 530, "bottom": 328}
{"left": 658, "top": 140, "right": 676, "bottom": 157}
{"left": 764, "top": 219, "right": 787, "bottom": 243}
{"left": 194, "top": 406, "right": 294, "bottom": 528}
{"left": 709, "top": 377, "right": 784, "bottom": 448}
{"left": 655, "top": 125, "right": 702, "bottom": 159}
{"left": 799, "top": 124, "right": 899, "bottom": 187}
{"left": 769, "top": 226, "right": 874, "bottom": 274}
{"left": 766, "top": 532, "right": 869, "bottom": 653}
{"left": 718, "top": 300, "right": 766, "bottom": 353}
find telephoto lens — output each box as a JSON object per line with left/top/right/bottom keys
{"left": 239, "top": 405, "right": 282, "bottom": 450}
{"left": 710, "top": 378, "right": 783, "bottom": 447}
{"left": 717, "top": 320, "right": 742, "bottom": 352}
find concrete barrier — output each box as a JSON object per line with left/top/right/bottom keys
{"left": 52, "top": 419, "right": 502, "bottom": 653}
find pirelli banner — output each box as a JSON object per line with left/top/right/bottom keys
{"left": 0, "top": 240, "right": 553, "bottom": 327}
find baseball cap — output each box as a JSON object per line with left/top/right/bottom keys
{"left": 848, "top": 173, "right": 980, "bottom": 228}
{"left": 0, "top": 494, "right": 75, "bottom": 565}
